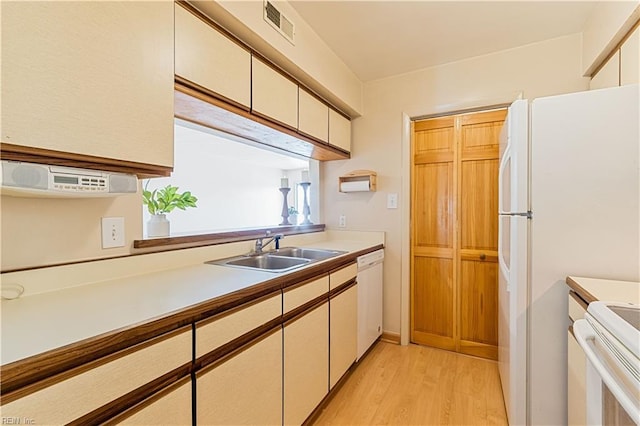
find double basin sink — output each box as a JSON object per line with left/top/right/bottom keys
{"left": 207, "top": 247, "right": 347, "bottom": 273}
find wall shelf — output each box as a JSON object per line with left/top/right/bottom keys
{"left": 338, "top": 170, "right": 377, "bottom": 192}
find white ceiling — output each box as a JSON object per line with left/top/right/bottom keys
{"left": 289, "top": 1, "right": 597, "bottom": 82}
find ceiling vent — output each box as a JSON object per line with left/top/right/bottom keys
{"left": 264, "top": 1, "right": 295, "bottom": 45}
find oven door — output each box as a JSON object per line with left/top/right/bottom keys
{"left": 574, "top": 318, "right": 640, "bottom": 425}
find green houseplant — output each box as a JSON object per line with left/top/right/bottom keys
{"left": 143, "top": 184, "right": 198, "bottom": 237}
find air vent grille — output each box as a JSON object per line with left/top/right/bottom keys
{"left": 264, "top": 1, "right": 295, "bottom": 44}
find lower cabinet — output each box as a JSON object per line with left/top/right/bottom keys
{"left": 196, "top": 329, "right": 283, "bottom": 425}
{"left": 567, "top": 329, "right": 587, "bottom": 426}
{"left": 112, "top": 377, "right": 192, "bottom": 425}
{"left": 284, "top": 302, "right": 329, "bottom": 425}
{"left": 329, "top": 284, "right": 358, "bottom": 389}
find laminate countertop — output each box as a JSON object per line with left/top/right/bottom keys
{"left": 1, "top": 239, "right": 382, "bottom": 368}
{"left": 566, "top": 276, "right": 640, "bottom": 305}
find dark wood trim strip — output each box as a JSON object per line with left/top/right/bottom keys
{"left": 0, "top": 143, "right": 172, "bottom": 179}
{"left": 1, "top": 245, "right": 383, "bottom": 397}
{"left": 102, "top": 375, "right": 192, "bottom": 425}
{"left": 195, "top": 290, "right": 281, "bottom": 328}
{"left": 566, "top": 276, "right": 598, "bottom": 304}
{"left": 283, "top": 294, "right": 329, "bottom": 326}
{"left": 569, "top": 290, "right": 589, "bottom": 310}
{"left": 282, "top": 273, "right": 329, "bottom": 294}
{"left": 70, "top": 363, "right": 192, "bottom": 426}
{"left": 568, "top": 325, "right": 574, "bottom": 338}
{"left": 329, "top": 278, "right": 357, "bottom": 299}
{"left": 251, "top": 108, "right": 299, "bottom": 134}
{"left": 590, "top": 18, "right": 640, "bottom": 77}
{"left": 175, "top": 75, "right": 250, "bottom": 112}
{"left": 195, "top": 318, "right": 282, "bottom": 372}
{"left": 133, "top": 224, "right": 325, "bottom": 249}
{"left": 1, "top": 326, "right": 191, "bottom": 403}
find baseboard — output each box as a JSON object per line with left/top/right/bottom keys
{"left": 380, "top": 331, "right": 401, "bottom": 344}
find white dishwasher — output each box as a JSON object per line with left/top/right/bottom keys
{"left": 356, "top": 249, "right": 384, "bottom": 360}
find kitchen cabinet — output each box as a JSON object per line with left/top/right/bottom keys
{"left": 0, "top": 328, "right": 191, "bottom": 424}
{"left": 329, "top": 108, "right": 352, "bottom": 153}
{"left": 299, "top": 88, "right": 329, "bottom": 142}
{"left": 620, "top": 25, "right": 640, "bottom": 85}
{"left": 196, "top": 330, "right": 283, "bottom": 425}
{"left": 252, "top": 56, "right": 299, "bottom": 129}
{"left": 590, "top": 50, "right": 620, "bottom": 89}
{"left": 567, "top": 292, "right": 588, "bottom": 426}
{"left": 1, "top": 1, "right": 174, "bottom": 168}
{"left": 111, "top": 377, "right": 192, "bottom": 425}
{"left": 329, "top": 264, "right": 358, "bottom": 388}
{"left": 175, "top": 4, "right": 251, "bottom": 108}
{"left": 283, "top": 276, "right": 330, "bottom": 425}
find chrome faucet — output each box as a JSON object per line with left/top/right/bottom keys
{"left": 254, "top": 232, "right": 284, "bottom": 254}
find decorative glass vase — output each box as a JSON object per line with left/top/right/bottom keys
{"left": 148, "top": 213, "right": 170, "bottom": 237}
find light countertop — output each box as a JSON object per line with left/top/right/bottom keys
{"left": 566, "top": 276, "right": 640, "bottom": 304}
{"left": 1, "top": 237, "right": 382, "bottom": 366}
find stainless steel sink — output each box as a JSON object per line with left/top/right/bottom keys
{"left": 272, "top": 247, "right": 347, "bottom": 260}
{"left": 206, "top": 247, "right": 346, "bottom": 272}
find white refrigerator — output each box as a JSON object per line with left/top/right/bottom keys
{"left": 498, "top": 84, "right": 640, "bottom": 426}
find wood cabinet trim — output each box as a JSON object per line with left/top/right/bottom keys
{"left": 283, "top": 296, "right": 329, "bottom": 326}
{"left": 282, "top": 273, "right": 329, "bottom": 294}
{"left": 195, "top": 290, "right": 281, "bottom": 329}
{"left": 329, "top": 278, "right": 357, "bottom": 299}
{"left": 175, "top": 75, "right": 250, "bottom": 113}
{"left": 569, "top": 290, "right": 589, "bottom": 311}
{"left": 566, "top": 277, "right": 598, "bottom": 304}
{"left": 0, "top": 143, "right": 172, "bottom": 179}
{"left": 590, "top": 18, "right": 640, "bottom": 77}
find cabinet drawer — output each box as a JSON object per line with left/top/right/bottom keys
{"left": 284, "top": 276, "right": 329, "bottom": 314}
{"left": 330, "top": 263, "right": 357, "bottom": 290}
{"left": 196, "top": 293, "right": 281, "bottom": 358}
{"left": 568, "top": 292, "right": 588, "bottom": 323}
{"left": 1, "top": 328, "right": 191, "bottom": 425}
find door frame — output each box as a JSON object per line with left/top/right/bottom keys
{"left": 399, "top": 92, "right": 523, "bottom": 346}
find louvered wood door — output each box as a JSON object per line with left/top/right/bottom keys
{"left": 411, "top": 109, "right": 505, "bottom": 360}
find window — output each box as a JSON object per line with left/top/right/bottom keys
{"left": 142, "top": 120, "right": 319, "bottom": 236}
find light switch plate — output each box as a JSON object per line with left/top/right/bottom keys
{"left": 101, "top": 217, "right": 125, "bottom": 249}
{"left": 387, "top": 193, "right": 398, "bottom": 209}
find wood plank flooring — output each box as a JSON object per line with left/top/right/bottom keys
{"left": 312, "top": 342, "right": 508, "bottom": 425}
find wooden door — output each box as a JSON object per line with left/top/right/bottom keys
{"left": 411, "top": 109, "right": 505, "bottom": 360}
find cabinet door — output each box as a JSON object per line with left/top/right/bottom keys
{"left": 329, "top": 285, "right": 357, "bottom": 389}
{"left": 328, "top": 109, "right": 352, "bottom": 153}
{"left": 197, "top": 330, "right": 282, "bottom": 425}
{"left": 175, "top": 4, "right": 251, "bottom": 108}
{"left": 1, "top": 2, "right": 174, "bottom": 167}
{"left": 299, "top": 88, "right": 329, "bottom": 142}
{"left": 567, "top": 330, "right": 587, "bottom": 426}
{"left": 252, "top": 57, "right": 299, "bottom": 129}
{"left": 115, "top": 378, "right": 192, "bottom": 425}
{"left": 620, "top": 26, "right": 640, "bottom": 86}
{"left": 590, "top": 50, "right": 620, "bottom": 90}
{"left": 284, "top": 303, "right": 329, "bottom": 425}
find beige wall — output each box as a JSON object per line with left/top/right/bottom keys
{"left": 321, "top": 34, "right": 590, "bottom": 335}
{"left": 582, "top": 1, "right": 640, "bottom": 75}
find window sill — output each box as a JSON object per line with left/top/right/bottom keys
{"left": 133, "top": 224, "right": 325, "bottom": 250}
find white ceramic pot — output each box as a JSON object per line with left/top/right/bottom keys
{"left": 148, "top": 213, "right": 170, "bottom": 237}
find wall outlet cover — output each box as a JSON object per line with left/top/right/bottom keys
{"left": 339, "top": 215, "right": 346, "bottom": 228}
{"left": 387, "top": 193, "right": 398, "bottom": 209}
{"left": 101, "top": 217, "right": 125, "bottom": 249}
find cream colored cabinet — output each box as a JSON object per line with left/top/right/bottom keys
{"left": 621, "top": 26, "right": 640, "bottom": 85}
{"left": 567, "top": 330, "right": 587, "bottom": 426}
{"left": 1, "top": 1, "right": 174, "bottom": 167}
{"left": 252, "top": 56, "right": 299, "bottom": 129}
{"left": 328, "top": 108, "right": 352, "bottom": 153}
{"left": 113, "top": 378, "right": 192, "bottom": 425}
{"left": 329, "top": 285, "right": 358, "bottom": 389}
{"left": 299, "top": 88, "right": 329, "bottom": 142}
{"left": 197, "top": 330, "right": 283, "bottom": 425}
{"left": 590, "top": 50, "right": 620, "bottom": 90}
{"left": 284, "top": 304, "right": 329, "bottom": 425}
{"left": 175, "top": 4, "right": 251, "bottom": 108}
{"left": 0, "top": 328, "right": 192, "bottom": 424}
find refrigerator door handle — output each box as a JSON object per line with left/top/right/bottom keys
{"left": 498, "top": 142, "right": 511, "bottom": 214}
{"left": 498, "top": 216, "right": 510, "bottom": 290}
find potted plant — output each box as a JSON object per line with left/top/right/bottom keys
{"left": 142, "top": 184, "right": 198, "bottom": 237}
{"left": 288, "top": 206, "right": 299, "bottom": 225}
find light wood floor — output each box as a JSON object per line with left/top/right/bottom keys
{"left": 312, "top": 341, "right": 508, "bottom": 425}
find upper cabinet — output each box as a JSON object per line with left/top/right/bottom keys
{"left": 251, "top": 57, "right": 299, "bottom": 130}
{"left": 1, "top": 1, "right": 174, "bottom": 171}
{"left": 175, "top": 4, "right": 251, "bottom": 109}
{"left": 299, "top": 89, "right": 329, "bottom": 143}
{"left": 329, "top": 109, "right": 352, "bottom": 153}
{"left": 620, "top": 25, "right": 640, "bottom": 85}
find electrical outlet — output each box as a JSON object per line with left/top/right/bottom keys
{"left": 101, "top": 217, "right": 125, "bottom": 249}
{"left": 339, "top": 215, "right": 347, "bottom": 228}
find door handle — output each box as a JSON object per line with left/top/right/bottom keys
{"left": 479, "top": 253, "right": 486, "bottom": 261}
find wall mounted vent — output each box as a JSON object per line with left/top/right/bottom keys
{"left": 264, "top": 1, "right": 295, "bottom": 45}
